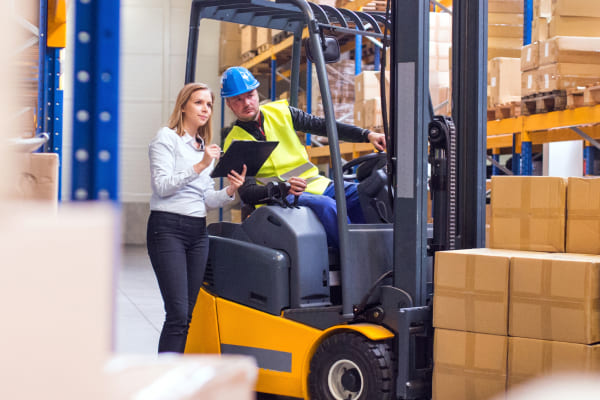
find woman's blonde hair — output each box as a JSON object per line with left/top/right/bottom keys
{"left": 168, "top": 82, "right": 214, "bottom": 144}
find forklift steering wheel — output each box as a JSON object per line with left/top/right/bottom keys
{"left": 342, "top": 152, "right": 387, "bottom": 181}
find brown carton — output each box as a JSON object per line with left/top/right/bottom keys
{"left": 537, "top": 63, "right": 600, "bottom": 92}
{"left": 534, "top": 0, "right": 551, "bottom": 18}
{"left": 354, "top": 71, "right": 380, "bottom": 103}
{"left": 539, "top": 37, "right": 600, "bottom": 67}
{"left": 488, "top": 57, "right": 521, "bottom": 106}
{"left": 490, "top": 176, "right": 567, "bottom": 252}
{"left": 240, "top": 25, "right": 257, "bottom": 55}
{"left": 433, "top": 329, "right": 508, "bottom": 400}
{"left": 566, "top": 177, "right": 600, "bottom": 254}
{"left": 489, "top": 0, "right": 524, "bottom": 14}
{"left": 532, "top": 17, "right": 548, "bottom": 42}
{"left": 521, "top": 43, "right": 539, "bottom": 72}
{"left": 219, "top": 24, "right": 241, "bottom": 73}
{"left": 548, "top": 16, "right": 600, "bottom": 38}
{"left": 12, "top": 153, "right": 59, "bottom": 208}
{"left": 489, "top": 37, "right": 524, "bottom": 61}
{"left": 433, "top": 248, "right": 513, "bottom": 335}
{"left": 508, "top": 337, "right": 600, "bottom": 390}
{"left": 353, "top": 101, "right": 365, "bottom": 128}
{"left": 509, "top": 253, "right": 600, "bottom": 344}
{"left": 363, "top": 98, "right": 383, "bottom": 130}
{"left": 521, "top": 69, "right": 538, "bottom": 97}
{"left": 552, "top": 0, "right": 600, "bottom": 18}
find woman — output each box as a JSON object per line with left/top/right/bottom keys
{"left": 147, "top": 82, "right": 246, "bottom": 353}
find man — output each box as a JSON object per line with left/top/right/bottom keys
{"left": 221, "top": 66, "right": 386, "bottom": 247}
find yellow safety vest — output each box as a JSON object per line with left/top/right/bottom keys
{"left": 224, "top": 100, "right": 331, "bottom": 194}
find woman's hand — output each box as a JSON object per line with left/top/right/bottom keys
{"left": 226, "top": 164, "right": 247, "bottom": 197}
{"left": 194, "top": 144, "right": 221, "bottom": 174}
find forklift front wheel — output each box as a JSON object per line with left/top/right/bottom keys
{"left": 308, "top": 332, "right": 394, "bottom": 400}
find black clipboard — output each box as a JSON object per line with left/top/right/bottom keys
{"left": 210, "top": 140, "right": 279, "bottom": 178}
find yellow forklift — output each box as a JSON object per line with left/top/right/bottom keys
{"left": 183, "top": 0, "right": 487, "bottom": 398}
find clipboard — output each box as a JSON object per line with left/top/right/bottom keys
{"left": 210, "top": 140, "right": 279, "bottom": 178}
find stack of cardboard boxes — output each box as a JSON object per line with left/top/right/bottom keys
{"left": 433, "top": 176, "right": 600, "bottom": 399}
{"left": 521, "top": 0, "right": 600, "bottom": 103}
{"left": 430, "top": 11, "right": 452, "bottom": 116}
{"left": 313, "top": 59, "right": 357, "bottom": 128}
{"left": 487, "top": 0, "right": 524, "bottom": 114}
{"left": 488, "top": 0, "right": 524, "bottom": 60}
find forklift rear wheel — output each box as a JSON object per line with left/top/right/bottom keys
{"left": 308, "top": 332, "right": 394, "bottom": 400}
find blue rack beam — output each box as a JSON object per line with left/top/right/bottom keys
{"left": 71, "top": 0, "right": 121, "bottom": 201}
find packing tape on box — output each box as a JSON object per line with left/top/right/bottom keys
{"left": 510, "top": 259, "right": 600, "bottom": 343}
{"left": 435, "top": 255, "right": 506, "bottom": 332}
{"left": 435, "top": 333, "right": 506, "bottom": 399}
{"left": 493, "top": 181, "right": 564, "bottom": 251}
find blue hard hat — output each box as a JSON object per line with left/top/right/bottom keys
{"left": 221, "top": 67, "right": 260, "bottom": 98}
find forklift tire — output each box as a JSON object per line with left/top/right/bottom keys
{"left": 308, "top": 332, "right": 394, "bottom": 400}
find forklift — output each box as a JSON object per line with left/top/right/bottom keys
{"left": 183, "top": 0, "right": 487, "bottom": 399}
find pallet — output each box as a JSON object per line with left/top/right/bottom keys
{"left": 521, "top": 91, "right": 567, "bottom": 115}
{"left": 257, "top": 43, "right": 271, "bottom": 55}
{"left": 272, "top": 31, "right": 291, "bottom": 45}
{"left": 240, "top": 50, "right": 257, "bottom": 62}
{"left": 487, "top": 101, "right": 521, "bottom": 121}
{"left": 495, "top": 101, "right": 521, "bottom": 120}
{"left": 568, "top": 84, "right": 600, "bottom": 109}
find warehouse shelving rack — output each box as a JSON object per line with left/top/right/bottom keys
{"left": 486, "top": 0, "right": 600, "bottom": 176}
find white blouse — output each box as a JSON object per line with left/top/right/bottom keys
{"left": 149, "top": 127, "right": 233, "bottom": 217}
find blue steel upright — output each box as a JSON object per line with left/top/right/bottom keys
{"left": 520, "top": 0, "right": 533, "bottom": 175}
{"left": 45, "top": 48, "right": 63, "bottom": 198}
{"left": 36, "top": 0, "right": 48, "bottom": 136}
{"left": 71, "top": 1, "right": 121, "bottom": 201}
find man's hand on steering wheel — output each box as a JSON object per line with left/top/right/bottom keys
{"left": 367, "top": 131, "right": 386, "bottom": 151}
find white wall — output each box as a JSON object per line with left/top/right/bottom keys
{"left": 62, "top": 0, "right": 222, "bottom": 243}
{"left": 62, "top": 0, "right": 221, "bottom": 204}
{"left": 543, "top": 140, "right": 584, "bottom": 177}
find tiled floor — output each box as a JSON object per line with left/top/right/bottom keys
{"left": 115, "top": 245, "right": 162, "bottom": 354}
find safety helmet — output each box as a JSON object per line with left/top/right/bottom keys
{"left": 220, "top": 66, "right": 260, "bottom": 98}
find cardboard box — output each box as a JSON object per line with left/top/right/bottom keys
{"left": 521, "top": 43, "right": 539, "bottom": 72}
{"left": 219, "top": 23, "right": 241, "bottom": 73}
{"left": 433, "top": 329, "right": 508, "bottom": 400}
{"left": 532, "top": 17, "right": 548, "bottom": 42}
{"left": 363, "top": 98, "right": 383, "bottom": 130}
{"left": 537, "top": 63, "right": 600, "bottom": 92}
{"left": 433, "top": 248, "right": 513, "bottom": 335}
{"left": 353, "top": 101, "right": 365, "bottom": 128}
{"left": 12, "top": 153, "right": 59, "bottom": 209}
{"left": 489, "top": 13, "right": 524, "bottom": 27}
{"left": 488, "top": 37, "right": 523, "bottom": 60}
{"left": 488, "top": 57, "right": 521, "bottom": 106}
{"left": 548, "top": 16, "right": 600, "bottom": 38}
{"left": 508, "top": 337, "right": 600, "bottom": 390}
{"left": 521, "top": 69, "right": 538, "bottom": 97}
{"left": 539, "top": 37, "right": 600, "bottom": 67}
{"left": 354, "top": 70, "right": 380, "bottom": 103}
{"left": 566, "top": 177, "right": 600, "bottom": 254}
{"left": 509, "top": 253, "right": 600, "bottom": 344}
{"left": 489, "top": 0, "right": 524, "bottom": 14}
{"left": 534, "top": 0, "right": 551, "bottom": 18}
{"left": 552, "top": 0, "right": 600, "bottom": 18}
{"left": 106, "top": 355, "right": 258, "bottom": 400}
{"left": 240, "top": 25, "right": 257, "bottom": 55}
{"left": 490, "top": 176, "right": 567, "bottom": 252}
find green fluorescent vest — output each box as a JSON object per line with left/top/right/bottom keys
{"left": 224, "top": 100, "right": 331, "bottom": 195}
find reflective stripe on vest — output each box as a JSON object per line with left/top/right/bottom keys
{"left": 224, "top": 100, "right": 331, "bottom": 194}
